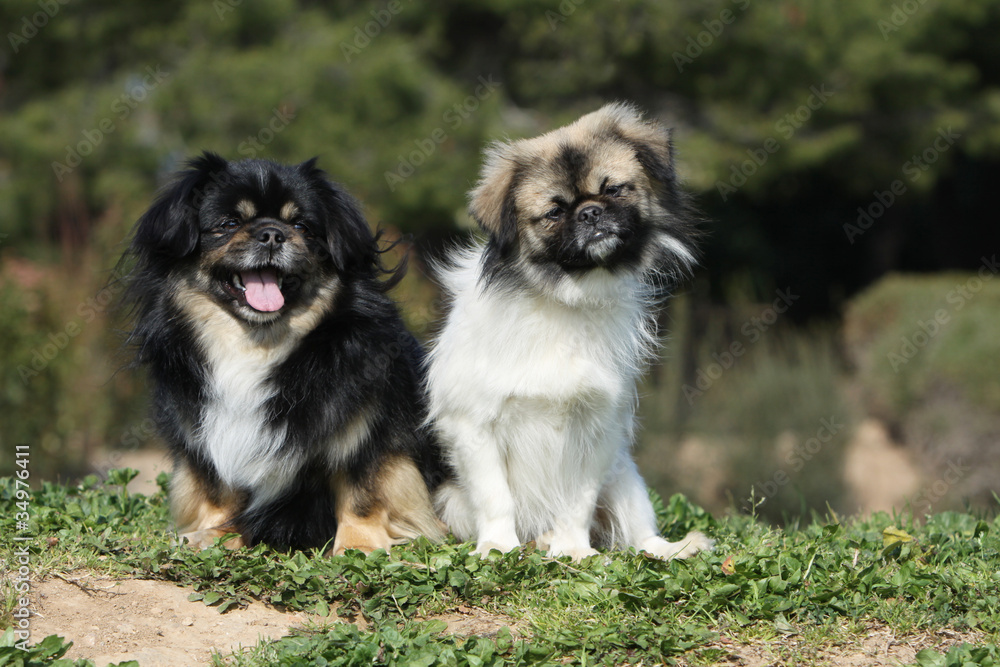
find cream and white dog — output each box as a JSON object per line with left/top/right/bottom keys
{"left": 426, "top": 103, "right": 713, "bottom": 560}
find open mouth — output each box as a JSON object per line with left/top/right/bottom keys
{"left": 222, "top": 268, "right": 288, "bottom": 313}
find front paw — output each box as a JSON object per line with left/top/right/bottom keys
{"left": 331, "top": 525, "right": 393, "bottom": 556}
{"left": 641, "top": 531, "right": 714, "bottom": 560}
{"left": 537, "top": 531, "right": 599, "bottom": 561}
{"left": 473, "top": 538, "right": 521, "bottom": 556}
{"left": 550, "top": 545, "right": 599, "bottom": 561}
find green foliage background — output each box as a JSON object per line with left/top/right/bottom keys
{"left": 3, "top": 0, "right": 999, "bottom": 252}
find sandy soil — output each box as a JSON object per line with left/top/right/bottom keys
{"left": 638, "top": 417, "right": 924, "bottom": 517}
{"left": 686, "top": 621, "right": 984, "bottom": 667}
{"left": 112, "top": 450, "right": 172, "bottom": 496}
{"left": 32, "top": 575, "right": 313, "bottom": 666}
{"left": 31, "top": 574, "right": 520, "bottom": 666}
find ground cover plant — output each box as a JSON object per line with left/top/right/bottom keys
{"left": 1, "top": 470, "right": 998, "bottom": 666}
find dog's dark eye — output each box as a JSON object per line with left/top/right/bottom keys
{"left": 219, "top": 218, "right": 240, "bottom": 230}
{"left": 605, "top": 184, "right": 624, "bottom": 197}
{"left": 545, "top": 207, "right": 564, "bottom": 220}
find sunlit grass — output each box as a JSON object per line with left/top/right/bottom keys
{"left": 1, "top": 472, "right": 998, "bottom": 665}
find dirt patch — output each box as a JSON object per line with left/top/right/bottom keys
{"left": 31, "top": 574, "right": 522, "bottom": 666}
{"left": 430, "top": 605, "right": 521, "bottom": 639}
{"left": 687, "top": 622, "right": 984, "bottom": 666}
{"left": 32, "top": 574, "right": 314, "bottom": 666}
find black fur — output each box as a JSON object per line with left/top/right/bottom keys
{"left": 119, "top": 152, "right": 443, "bottom": 550}
{"left": 553, "top": 144, "right": 590, "bottom": 197}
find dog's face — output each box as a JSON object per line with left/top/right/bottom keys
{"left": 130, "top": 153, "right": 377, "bottom": 326}
{"left": 469, "top": 103, "right": 697, "bottom": 297}
{"left": 192, "top": 161, "right": 338, "bottom": 325}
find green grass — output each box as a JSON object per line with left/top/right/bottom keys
{"left": 2, "top": 470, "right": 999, "bottom": 666}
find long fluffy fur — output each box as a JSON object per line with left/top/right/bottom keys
{"left": 427, "top": 103, "right": 712, "bottom": 560}
{"left": 120, "top": 153, "right": 444, "bottom": 551}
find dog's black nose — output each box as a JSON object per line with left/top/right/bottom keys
{"left": 256, "top": 227, "right": 285, "bottom": 247}
{"left": 577, "top": 205, "right": 603, "bottom": 224}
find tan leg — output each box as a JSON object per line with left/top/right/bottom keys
{"left": 331, "top": 456, "right": 445, "bottom": 555}
{"left": 171, "top": 459, "right": 245, "bottom": 550}
{"left": 378, "top": 456, "right": 446, "bottom": 544}
{"left": 331, "top": 473, "right": 394, "bottom": 555}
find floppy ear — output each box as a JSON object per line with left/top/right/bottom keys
{"left": 299, "top": 158, "right": 377, "bottom": 276}
{"left": 603, "top": 103, "right": 677, "bottom": 186}
{"left": 131, "top": 152, "right": 229, "bottom": 259}
{"left": 468, "top": 142, "right": 521, "bottom": 253}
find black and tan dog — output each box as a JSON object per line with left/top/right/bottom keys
{"left": 121, "top": 152, "right": 444, "bottom": 553}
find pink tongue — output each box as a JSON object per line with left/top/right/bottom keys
{"left": 242, "top": 269, "right": 284, "bottom": 312}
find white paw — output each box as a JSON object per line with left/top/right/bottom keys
{"left": 535, "top": 530, "right": 555, "bottom": 552}
{"left": 641, "top": 531, "right": 714, "bottom": 560}
{"left": 537, "top": 532, "right": 599, "bottom": 561}
{"left": 473, "top": 538, "right": 521, "bottom": 556}
{"left": 550, "top": 545, "right": 599, "bottom": 561}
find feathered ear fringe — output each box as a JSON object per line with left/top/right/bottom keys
{"left": 468, "top": 142, "right": 523, "bottom": 253}
{"left": 372, "top": 228, "right": 410, "bottom": 292}
{"left": 296, "top": 157, "right": 408, "bottom": 292}
{"left": 130, "top": 151, "right": 229, "bottom": 262}
{"left": 113, "top": 152, "right": 230, "bottom": 352}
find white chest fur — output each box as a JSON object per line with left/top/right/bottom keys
{"left": 179, "top": 292, "right": 306, "bottom": 507}
{"left": 428, "top": 250, "right": 657, "bottom": 421}
{"left": 427, "top": 248, "right": 660, "bottom": 539}
{"left": 197, "top": 338, "right": 296, "bottom": 505}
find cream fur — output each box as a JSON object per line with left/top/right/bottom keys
{"left": 427, "top": 245, "right": 712, "bottom": 560}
